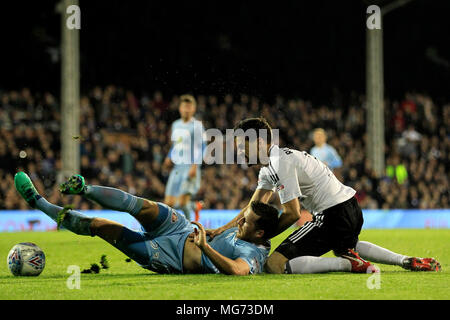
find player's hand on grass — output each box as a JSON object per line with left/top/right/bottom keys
{"left": 191, "top": 221, "right": 207, "bottom": 249}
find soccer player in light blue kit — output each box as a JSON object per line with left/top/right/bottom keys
{"left": 310, "top": 128, "right": 342, "bottom": 170}
{"left": 14, "top": 172, "right": 278, "bottom": 275}
{"left": 163, "top": 94, "right": 204, "bottom": 221}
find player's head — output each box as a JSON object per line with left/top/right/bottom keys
{"left": 313, "top": 128, "right": 327, "bottom": 146}
{"left": 233, "top": 117, "right": 273, "bottom": 166}
{"left": 237, "top": 201, "right": 279, "bottom": 243}
{"left": 179, "top": 94, "right": 197, "bottom": 121}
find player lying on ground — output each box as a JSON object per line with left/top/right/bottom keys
{"left": 14, "top": 172, "right": 278, "bottom": 275}
{"left": 208, "top": 117, "right": 441, "bottom": 274}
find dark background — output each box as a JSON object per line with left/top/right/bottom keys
{"left": 1, "top": 0, "right": 449, "bottom": 103}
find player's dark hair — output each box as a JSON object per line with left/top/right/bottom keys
{"left": 234, "top": 117, "right": 272, "bottom": 144}
{"left": 250, "top": 201, "right": 279, "bottom": 240}
{"left": 179, "top": 94, "right": 197, "bottom": 106}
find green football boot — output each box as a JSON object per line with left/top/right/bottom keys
{"left": 59, "top": 174, "right": 86, "bottom": 195}
{"left": 14, "top": 172, "right": 40, "bottom": 208}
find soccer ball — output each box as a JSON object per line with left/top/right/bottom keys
{"left": 7, "top": 242, "right": 46, "bottom": 276}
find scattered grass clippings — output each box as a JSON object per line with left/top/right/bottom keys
{"left": 100, "top": 255, "right": 109, "bottom": 269}
{"left": 81, "top": 263, "right": 100, "bottom": 274}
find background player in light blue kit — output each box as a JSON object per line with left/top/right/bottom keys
{"left": 163, "top": 94, "right": 205, "bottom": 221}
{"left": 310, "top": 128, "right": 342, "bottom": 170}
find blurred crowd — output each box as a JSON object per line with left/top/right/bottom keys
{"left": 0, "top": 86, "right": 448, "bottom": 211}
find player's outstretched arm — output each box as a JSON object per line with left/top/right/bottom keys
{"left": 206, "top": 188, "right": 273, "bottom": 239}
{"left": 192, "top": 221, "right": 250, "bottom": 275}
{"left": 276, "top": 197, "right": 302, "bottom": 237}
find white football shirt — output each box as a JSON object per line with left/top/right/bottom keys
{"left": 256, "top": 145, "right": 356, "bottom": 214}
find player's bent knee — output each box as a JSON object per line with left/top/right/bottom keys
{"left": 265, "top": 252, "right": 288, "bottom": 274}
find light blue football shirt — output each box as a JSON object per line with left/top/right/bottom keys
{"left": 169, "top": 117, "right": 205, "bottom": 166}
{"left": 310, "top": 143, "right": 343, "bottom": 169}
{"left": 201, "top": 227, "right": 271, "bottom": 274}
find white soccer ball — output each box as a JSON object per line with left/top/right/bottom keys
{"left": 7, "top": 242, "right": 46, "bottom": 276}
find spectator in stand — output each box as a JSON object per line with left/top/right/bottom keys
{"left": 386, "top": 154, "right": 408, "bottom": 185}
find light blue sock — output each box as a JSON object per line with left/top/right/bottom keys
{"left": 187, "top": 201, "right": 196, "bottom": 219}
{"left": 84, "top": 185, "right": 144, "bottom": 216}
{"left": 35, "top": 196, "right": 92, "bottom": 236}
{"left": 174, "top": 200, "right": 195, "bottom": 221}
{"left": 179, "top": 204, "right": 191, "bottom": 221}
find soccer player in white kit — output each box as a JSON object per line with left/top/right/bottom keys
{"left": 209, "top": 117, "right": 441, "bottom": 274}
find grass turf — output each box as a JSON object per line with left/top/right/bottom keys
{"left": 0, "top": 228, "right": 448, "bottom": 300}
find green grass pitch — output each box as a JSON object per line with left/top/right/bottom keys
{"left": 0, "top": 228, "right": 448, "bottom": 300}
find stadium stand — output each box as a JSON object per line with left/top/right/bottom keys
{"left": 0, "top": 87, "right": 448, "bottom": 211}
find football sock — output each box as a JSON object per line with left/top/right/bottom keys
{"left": 178, "top": 204, "right": 191, "bottom": 221}
{"left": 187, "top": 201, "right": 197, "bottom": 219}
{"left": 84, "top": 185, "right": 144, "bottom": 216}
{"left": 356, "top": 241, "right": 408, "bottom": 266}
{"left": 285, "top": 256, "right": 351, "bottom": 274}
{"left": 190, "top": 200, "right": 201, "bottom": 221}
{"left": 35, "top": 196, "right": 92, "bottom": 236}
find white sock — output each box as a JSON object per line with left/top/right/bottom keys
{"left": 285, "top": 256, "right": 351, "bottom": 274}
{"left": 356, "top": 241, "right": 408, "bottom": 266}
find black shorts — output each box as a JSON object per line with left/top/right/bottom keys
{"left": 274, "top": 196, "right": 364, "bottom": 259}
